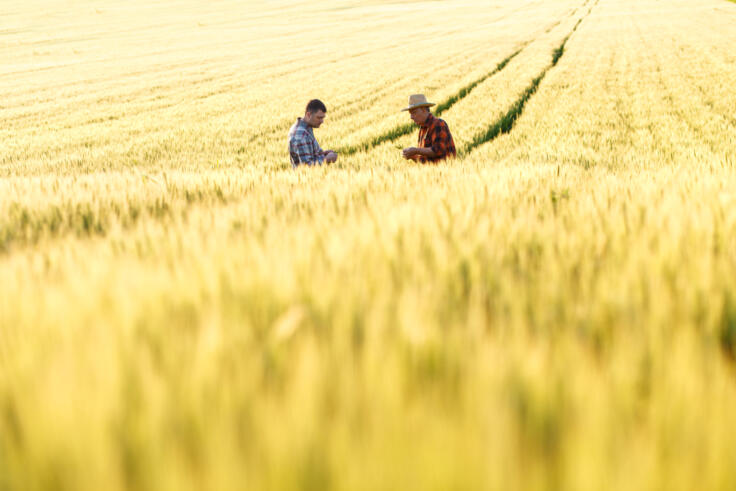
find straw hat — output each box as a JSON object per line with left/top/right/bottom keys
{"left": 401, "top": 94, "right": 436, "bottom": 111}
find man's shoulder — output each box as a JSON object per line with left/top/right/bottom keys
{"left": 289, "top": 120, "right": 309, "bottom": 139}
{"left": 433, "top": 117, "right": 450, "bottom": 129}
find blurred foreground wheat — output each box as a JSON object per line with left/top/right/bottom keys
{"left": 2, "top": 0, "right": 736, "bottom": 489}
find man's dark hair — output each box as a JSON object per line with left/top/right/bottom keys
{"left": 305, "top": 99, "right": 327, "bottom": 114}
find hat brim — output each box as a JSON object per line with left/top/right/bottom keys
{"left": 401, "top": 102, "right": 436, "bottom": 112}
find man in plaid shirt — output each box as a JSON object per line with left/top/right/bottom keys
{"left": 288, "top": 99, "right": 338, "bottom": 167}
{"left": 401, "top": 94, "right": 456, "bottom": 163}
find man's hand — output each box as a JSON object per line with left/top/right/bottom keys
{"left": 403, "top": 147, "right": 439, "bottom": 161}
{"left": 324, "top": 151, "right": 338, "bottom": 163}
{"left": 402, "top": 147, "right": 418, "bottom": 160}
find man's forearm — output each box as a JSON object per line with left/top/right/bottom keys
{"left": 415, "top": 147, "right": 438, "bottom": 159}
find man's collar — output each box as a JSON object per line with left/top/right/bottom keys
{"left": 421, "top": 113, "right": 435, "bottom": 127}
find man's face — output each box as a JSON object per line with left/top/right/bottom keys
{"left": 409, "top": 107, "right": 430, "bottom": 126}
{"left": 305, "top": 110, "right": 326, "bottom": 128}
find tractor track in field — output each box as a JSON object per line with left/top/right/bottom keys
{"left": 335, "top": 45, "right": 527, "bottom": 156}
{"left": 334, "top": 0, "right": 590, "bottom": 158}
{"left": 462, "top": 0, "right": 597, "bottom": 156}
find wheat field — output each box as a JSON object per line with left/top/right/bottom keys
{"left": 2, "top": 0, "right": 736, "bottom": 489}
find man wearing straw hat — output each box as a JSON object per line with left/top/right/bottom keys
{"left": 401, "top": 94, "right": 456, "bottom": 163}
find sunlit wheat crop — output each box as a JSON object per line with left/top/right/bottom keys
{"left": 2, "top": 0, "right": 736, "bottom": 490}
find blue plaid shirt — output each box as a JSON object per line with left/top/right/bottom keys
{"left": 288, "top": 118, "right": 324, "bottom": 167}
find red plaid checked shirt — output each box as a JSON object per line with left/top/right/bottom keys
{"left": 417, "top": 114, "right": 456, "bottom": 163}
